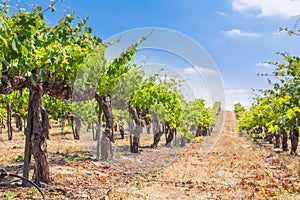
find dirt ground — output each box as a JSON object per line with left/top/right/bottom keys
{"left": 1, "top": 111, "right": 300, "bottom": 199}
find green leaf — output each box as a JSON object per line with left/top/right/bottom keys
{"left": 38, "top": 68, "right": 48, "bottom": 82}
{"left": 30, "top": 74, "right": 38, "bottom": 86}
{"left": 286, "top": 108, "right": 295, "bottom": 120}
{"left": 293, "top": 106, "right": 300, "bottom": 113}
{"left": 84, "top": 32, "right": 89, "bottom": 38}
{"left": 12, "top": 38, "right": 19, "bottom": 54}
{"left": 35, "top": 6, "right": 42, "bottom": 13}
{"left": 0, "top": 36, "right": 8, "bottom": 47}
{"left": 0, "top": 17, "right": 9, "bottom": 30}
{"left": 20, "top": 45, "right": 28, "bottom": 56}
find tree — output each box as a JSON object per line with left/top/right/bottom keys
{"left": 233, "top": 103, "right": 245, "bottom": 119}
{"left": 0, "top": 93, "right": 13, "bottom": 140}
{"left": 129, "top": 78, "right": 182, "bottom": 152}
{"left": 0, "top": 89, "right": 28, "bottom": 138}
{"left": 74, "top": 37, "right": 147, "bottom": 160}
{"left": 0, "top": 1, "right": 101, "bottom": 184}
{"left": 238, "top": 34, "right": 300, "bottom": 154}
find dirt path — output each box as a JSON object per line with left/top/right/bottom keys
{"left": 1, "top": 111, "right": 299, "bottom": 199}
{"left": 124, "top": 111, "right": 300, "bottom": 200}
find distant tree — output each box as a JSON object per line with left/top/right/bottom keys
{"left": 234, "top": 103, "right": 245, "bottom": 119}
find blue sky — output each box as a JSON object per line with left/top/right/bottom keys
{"left": 10, "top": 0, "right": 300, "bottom": 109}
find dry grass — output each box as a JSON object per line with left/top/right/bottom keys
{"left": 1, "top": 112, "right": 300, "bottom": 199}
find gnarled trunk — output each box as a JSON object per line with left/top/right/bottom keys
{"left": 86, "top": 122, "right": 92, "bottom": 132}
{"left": 290, "top": 127, "right": 299, "bottom": 156}
{"left": 95, "top": 94, "right": 113, "bottom": 160}
{"left": 101, "top": 128, "right": 113, "bottom": 160}
{"left": 96, "top": 108, "right": 102, "bottom": 160}
{"left": 60, "top": 116, "right": 65, "bottom": 134}
{"left": 144, "top": 117, "right": 151, "bottom": 134}
{"left": 23, "top": 83, "right": 50, "bottom": 186}
{"left": 195, "top": 125, "right": 201, "bottom": 137}
{"left": 0, "top": 119, "right": 4, "bottom": 133}
{"left": 274, "top": 133, "right": 280, "bottom": 148}
{"left": 15, "top": 115, "right": 23, "bottom": 132}
{"left": 128, "top": 105, "right": 142, "bottom": 153}
{"left": 101, "top": 95, "right": 114, "bottom": 142}
{"left": 166, "top": 127, "right": 176, "bottom": 147}
{"left": 69, "top": 114, "right": 81, "bottom": 140}
{"left": 119, "top": 124, "right": 125, "bottom": 139}
{"left": 265, "top": 133, "right": 273, "bottom": 144}
{"left": 7, "top": 103, "right": 12, "bottom": 140}
{"left": 282, "top": 129, "right": 288, "bottom": 151}
{"left": 139, "top": 109, "right": 151, "bottom": 134}
{"left": 164, "top": 122, "right": 176, "bottom": 146}
{"left": 151, "top": 110, "right": 163, "bottom": 148}
{"left": 152, "top": 130, "right": 163, "bottom": 148}
{"left": 128, "top": 120, "right": 134, "bottom": 152}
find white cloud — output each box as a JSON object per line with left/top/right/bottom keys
{"left": 183, "top": 66, "right": 217, "bottom": 76}
{"left": 225, "top": 88, "right": 252, "bottom": 110}
{"left": 223, "top": 29, "right": 259, "bottom": 38}
{"left": 232, "top": 0, "right": 300, "bottom": 18}
{"left": 216, "top": 11, "right": 229, "bottom": 16}
{"left": 256, "top": 62, "right": 273, "bottom": 67}
{"left": 272, "top": 30, "right": 289, "bottom": 36}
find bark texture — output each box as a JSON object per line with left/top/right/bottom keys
{"left": 15, "top": 115, "right": 23, "bottom": 132}
{"left": 23, "top": 82, "right": 51, "bottom": 185}
{"left": 290, "top": 127, "right": 299, "bottom": 156}
{"left": 96, "top": 94, "right": 114, "bottom": 142}
{"left": 95, "top": 94, "right": 114, "bottom": 160}
{"left": 128, "top": 105, "right": 142, "bottom": 153}
{"left": 274, "top": 134, "right": 280, "bottom": 148}
{"left": 6, "top": 103, "right": 12, "bottom": 140}
{"left": 151, "top": 110, "right": 163, "bottom": 148}
{"left": 282, "top": 130, "right": 288, "bottom": 151}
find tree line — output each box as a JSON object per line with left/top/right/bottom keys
{"left": 235, "top": 29, "right": 299, "bottom": 156}
{"left": 0, "top": 1, "right": 222, "bottom": 186}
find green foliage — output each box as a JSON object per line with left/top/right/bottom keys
{"left": 130, "top": 78, "right": 182, "bottom": 129}
{"left": 43, "top": 95, "right": 72, "bottom": 120}
{"left": 211, "top": 101, "right": 221, "bottom": 125}
{"left": 234, "top": 103, "right": 245, "bottom": 114}
{"left": 133, "top": 180, "right": 144, "bottom": 190}
{"left": 73, "top": 44, "right": 106, "bottom": 94}
{"left": 0, "top": 0, "right": 103, "bottom": 137}
{"left": 32, "top": 187, "right": 38, "bottom": 197}
{"left": 13, "top": 154, "right": 24, "bottom": 162}
{"left": 0, "top": 1, "right": 224, "bottom": 153}
{"left": 113, "top": 66, "right": 145, "bottom": 103}
{"left": 113, "top": 109, "right": 130, "bottom": 125}
{"left": 197, "top": 99, "right": 212, "bottom": 128}
{"left": 75, "top": 37, "right": 146, "bottom": 100}
{"left": 97, "top": 43, "right": 138, "bottom": 96}
{"left": 0, "top": 106, "right": 6, "bottom": 121}
{"left": 194, "top": 136, "right": 201, "bottom": 143}
{"left": 73, "top": 100, "right": 98, "bottom": 125}
{"left": 176, "top": 98, "right": 221, "bottom": 138}
{"left": 238, "top": 29, "right": 300, "bottom": 137}
{"left": 64, "top": 155, "right": 77, "bottom": 166}
{"left": 0, "top": 3, "right": 100, "bottom": 83}
{"left": 74, "top": 38, "right": 146, "bottom": 139}
{"left": 3, "top": 191, "right": 17, "bottom": 200}
{"left": 177, "top": 100, "right": 198, "bottom": 137}
{"left": 0, "top": 89, "right": 28, "bottom": 124}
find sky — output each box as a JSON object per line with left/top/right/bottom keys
{"left": 8, "top": 0, "right": 300, "bottom": 110}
